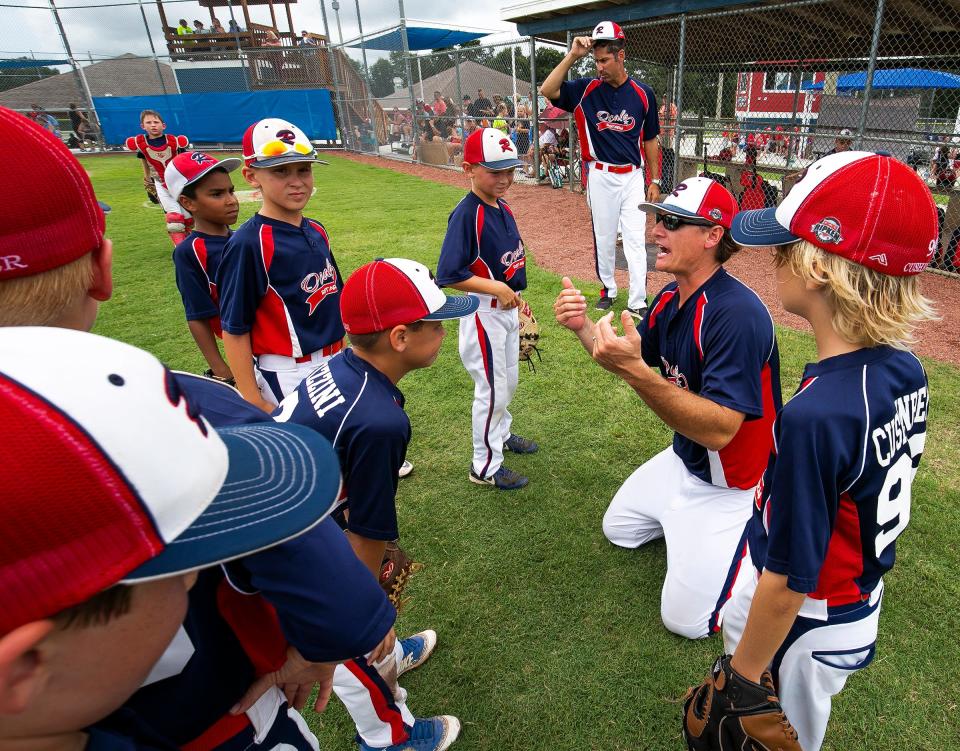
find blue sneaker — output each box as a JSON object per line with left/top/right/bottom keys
{"left": 469, "top": 465, "right": 529, "bottom": 490}
{"left": 504, "top": 433, "right": 539, "bottom": 454}
{"left": 359, "top": 716, "right": 461, "bottom": 751}
{"left": 397, "top": 629, "right": 437, "bottom": 677}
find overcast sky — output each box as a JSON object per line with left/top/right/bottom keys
{"left": 2, "top": 0, "right": 520, "bottom": 64}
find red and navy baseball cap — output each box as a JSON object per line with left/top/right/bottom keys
{"left": 639, "top": 176, "right": 739, "bottom": 230}
{"left": 0, "top": 106, "right": 105, "bottom": 280}
{"left": 592, "top": 21, "right": 625, "bottom": 41}
{"left": 464, "top": 127, "right": 525, "bottom": 171}
{"left": 731, "top": 151, "right": 938, "bottom": 275}
{"left": 340, "top": 258, "right": 479, "bottom": 335}
{"left": 242, "top": 118, "right": 328, "bottom": 168}
{"left": 165, "top": 150, "right": 242, "bottom": 202}
{"left": 0, "top": 327, "right": 342, "bottom": 633}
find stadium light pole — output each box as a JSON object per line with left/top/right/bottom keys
{"left": 331, "top": 0, "right": 344, "bottom": 45}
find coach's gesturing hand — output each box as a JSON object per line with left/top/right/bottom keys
{"left": 591, "top": 310, "right": 647, "bottom": 382}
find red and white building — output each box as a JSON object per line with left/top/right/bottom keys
{"left": 735, "top": 69, "right": 827, "bottom": 125}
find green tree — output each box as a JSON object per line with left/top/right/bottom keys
{"left": 369, "top": 58, "right": 395, "bottom": 97}
{"left": 0, "top": 59, "right": 59, "bottom": 93}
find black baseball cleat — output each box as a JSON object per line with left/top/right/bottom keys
{"left": 504, "top": 433, "right": 539, "bottom": 454}
{"left": 469, "top": 466, "right": 529, "bottom": 490}
{"left": 595, "top": 297, "right": 614, "bottom": 310}
{"left": 626, "top": 306, "right": 648, "bottom": 320}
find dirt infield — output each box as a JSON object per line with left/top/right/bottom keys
{"left": 336, "top": 151, "right": 960, "bottom": 366}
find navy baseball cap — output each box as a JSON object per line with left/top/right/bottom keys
{"left": 0, "top": 327, "right": 342, "bottom": 631}
{"left": 731, "top": 151, "right": 938, "bottom": 275}
{"left": 340, "top": 257, "right": 479, "bottom": 335}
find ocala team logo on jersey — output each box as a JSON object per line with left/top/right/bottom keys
{"left": 811, "top": 217, "right": 843, "bottom": 245}
{"left": 660, "top": 356, "right": 688, "bottom": 390}
{"left": 301, "top": 259, "right": 338, "bottom": 315}
{"left": 596, "top": 110, "right": 636, "bottom": 133}
{"left": 501, "top": 242, "right": 526, "bottom": 280}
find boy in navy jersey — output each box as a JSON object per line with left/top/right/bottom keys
{"left": 683, "top": 152, "right": 938, "bottom": 751}
{"left": 0, "top": 327, "right": 342, "bottom": 751}
{"left": 125, "top": 109, "right": 191, "bottom": 245}
{"left": 217, "top": 118, "right": 345, "bottom": 414}
{"left": 165, "top": 150, "right": 242, "bottom": 384}
{"left": 436, "top": 127, "right": 539, "bottom": 491}
{"left": 275, "top": 258, "right": 479, "bottom": 751}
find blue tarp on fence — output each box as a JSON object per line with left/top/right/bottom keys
{"left": 92, "top": 89, "right": 336, "bottom": 145}
{"left": 802, "top": 68, "right": 960, "bottom": 92}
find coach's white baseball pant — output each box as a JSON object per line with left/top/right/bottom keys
{"left": 458, "top": 294, "right": 520, "bottom": 479}
{"left": 602, "top": 446, "right": 755, "bottom": 639}
{"left": 723, "top": 573, "right": 884, "bottom": 751}
{"left": 333, "top": 639, "right": 416, "bottom": 748}
{"left": 586, "top": 164, "right": 648, "bottom": 310}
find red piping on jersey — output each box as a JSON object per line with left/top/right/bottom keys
{"left": 692, "top": 292, "right": 708, "bottom": 360}
{"left": 574, "top": 79, "right": 603, "bottom": 162}
{"left": 475, "top": 314, "right": 496, "bottom": 478}
{"left": 469, "top": 204, "right": 494, "bottom": 279}
{"left": 308, "top": 219, "right": 329, "bottom": 245}
{"left": 182, "top": 712, "right": 251, "bottom": 751}
{"left": 647, "top": 289, "right": 677, "bottom": 329}
{"left": 716, "top": 362, "right": 778, "bottom": 490}
{"left": 811, "top": 492, "right": 867, "bottom": 606}
{"left": 476, "top": 203, "right": 485, "bottom": 255}
{"left": 500, "top": 199, "right": 514, "bottom": 217}
{"left": 628, "top": 80, "right": 649, "bottom": 158}
{"left": 251, "top": 223, "right": 297, "bottom": 356}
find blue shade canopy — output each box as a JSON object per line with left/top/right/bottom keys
{"left": 0, "top": 59, "right": 68, "bottom": 69}
{"left": 802, "top": 68, "right": 960, "bottom": 91}
{"left": 347, "top": 26, "right": 487, "bottom": 51}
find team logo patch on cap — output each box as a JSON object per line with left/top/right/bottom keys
{"left": 709, "top": 208, "right": 722, "bottom": 221}
{"left": 190, "top": 152, "right": 215, "bottom": 165}
{"left": 811, "top": 217, "right": 844, "bottom": 245}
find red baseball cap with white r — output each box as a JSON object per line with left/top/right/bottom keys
{"left": 731, "top": 151, "right": 938, "bottom": 276}
{"left": 0, "top": 106, "right": 105, "bottom": 280}
{"left": 592, "top": 21, "right": 625, "bottom": 41}
{"left": 464, "top": 127, "right": 525, "bottom": 171}
{"left": 165, "top": 150, "right": 242, "bottom": 202}
{"left": 639, "top": 176, "right": 739, "bottom": 230}
{"left": 340, "top": 258, "right": 479, "bottom": 335}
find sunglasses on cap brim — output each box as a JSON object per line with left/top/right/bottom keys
{"left": 655, "top": 213, "right": 715, "bottom": 231}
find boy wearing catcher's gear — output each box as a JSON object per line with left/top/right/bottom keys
{"left": 125, "top": 109, "right": 191, "bottom": 245}
{"left": 275, "top": 258, "right": 478, "bottom": 751}
{"left": 554, "top": 177, "right": 781, "bottom": 639}
{"left": 436, "top": 127, "right": 540, "bottom": 491}
{"left": 540, "top": 21, "right": 661, "bottom": 316}
{"left": 166, "top": 150, "right": 242, "bottom": 384}
{"left": 685, "top": 152, "right": 937, "bottom": 751}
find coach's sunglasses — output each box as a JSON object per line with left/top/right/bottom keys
{"left": 655, "top": 213, "right": 713, "bottom": 231}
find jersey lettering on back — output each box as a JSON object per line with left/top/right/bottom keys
{"left": 216, "top": 214, "right": 345, "bottom": 358}
{"left": 435, "top": 192, "right": 527, "bottom": 291}
{"left": 749, "top": 347, "right": 928, "bottom": 605}
{"left": 639, "top": 268, "right": 782, "bottom": 489}
{"left": 274, "top": 349, "right": 411, "bottom": 541}
{"left": 551, "top": 77, "right": 659, "bottom": 166}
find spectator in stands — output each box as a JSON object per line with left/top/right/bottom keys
{"left": 28, "top": 103, "right": 58, "bottom": 136}
{"left": 432, "top": 91, "right": 447, "bottom": 116}
{"left": 228, "top": 18, "right": 242, "bottom": 33}
{"left": 827, "top": 128, "right": 854, "bottom": 155}
{"left": 473, "top": 89, "right": 494, "bottom": 119}
{"left": 262, "top": 29, "right": 285, "bottom": 82}
{"left": 300, "top": 30, "right": 318, "bottom": 46}
{"left": 444, "top": 96, "right": 457, "bottom": 117}
{"left": 514, "top": 104, "right": 531, "bottom": 169}
{"left": 211, "top": 17, "right": 225, "bottom": 33}
{"left": 176, "top": 18, "right": 192, "bottom": 35}
{"left": 492, "top": 103, "right": 509, "bottom": 133}
{"left": 193, "top": 19, "right": 206, "bottom": 33}
{"left": 462, "top": 94, "right": 473, "bottom": 114}
{"left": 538, "top": 122, "right": 559, "bottom": 178}
{"left": 68, "top": 103, "right": 92, "bottom": 150}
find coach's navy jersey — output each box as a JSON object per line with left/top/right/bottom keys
{"left": 639, "top": 267, "right": 781, "bottom": 489}
{"left": 274, "top": 349, "right": 410, "bottom": 541}
{"left": 748, "top": 346, "right": 928, "bottom": 606}
{"left": 217, "top": 213, "right": 345, "bottom": 357}
{"left": 436, "top": 191, "right": 527, "bottom": 291}
{"left": 110, "top": 374, "right": 394, "bottom": 746}
{"left": 551, "top": 77, "right": 659, "bottom": 166}
{"left": 172, "top": 231, "right": 230, "bottom": 332}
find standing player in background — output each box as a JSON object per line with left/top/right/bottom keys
{"left": 126, "top": 109, "right": 190, "bottom": 245}
{"left": 683, "top": 152, "right": 937, "bottom": 751}
{"left": 166, "top": 150, "right": 242, "bottom": 384}
{"left": 436, "top": 128, "right": 539, "bottom": 491}
{"left": 276, "top": 258, "right": 476, "bottom": 751}
{"left": 554, "top": 177, "right": 781, "bottom": 639}
{"left": 540, "top": 21, "right": 661, "bottom": 317}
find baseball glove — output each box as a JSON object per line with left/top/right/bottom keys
{"left": 517, "top": 299, "right": 541, "bottom": 371}
{"left": 682, "top": 655, "right": 801, "bottom": 751}
{"left": 145, "top": 178, "right": 159, "bottom": 204}
{"left": 203, "top": 368, "right": 236, "bottom": 387}
{"left": 379, "top": 541, "right": 422, "bottom": 612}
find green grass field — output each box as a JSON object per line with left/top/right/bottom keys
{"left": 85, "top": 153, "right": 960, "bottom": 750}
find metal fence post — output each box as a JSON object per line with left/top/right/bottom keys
{"left": 454, "top": 49, "right": 464, "bottom": 144}
{"left": 530, "top": 36, "right": 539, "bottom": 179}
{"left": 319, "top": 0, "right": 344, "bottom": 147}
{"left": 48, "top": 0, "right": 103, "bottom": 148}
{"left": 399, "top": 0, "right": 419, "bottom": 158}
{"left": 672, "top": 13, "right": 686, "bottom": 158}
{"left": 785, "top": 67, "right": 803, "bottom": 170}
{"left": 354, "top": 0, "right": 379, "bottom": 152}
{"left": 566, "top": 30, "right": 575, "bottom": 191}
{"left": 857, "top": 0, "right": 887, "bottom": 148}
{"left": 136, "top": 0, "right": 170, "bottom": 97}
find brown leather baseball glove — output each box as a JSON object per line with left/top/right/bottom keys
{"left": 682, "top": 655, "right": 801, "bottom": 751}
{"left": 517, "top": 299, "right": 541, "bottom": 371}
{"left": 379, "top": 541, "right": 422, "bottom": 612}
